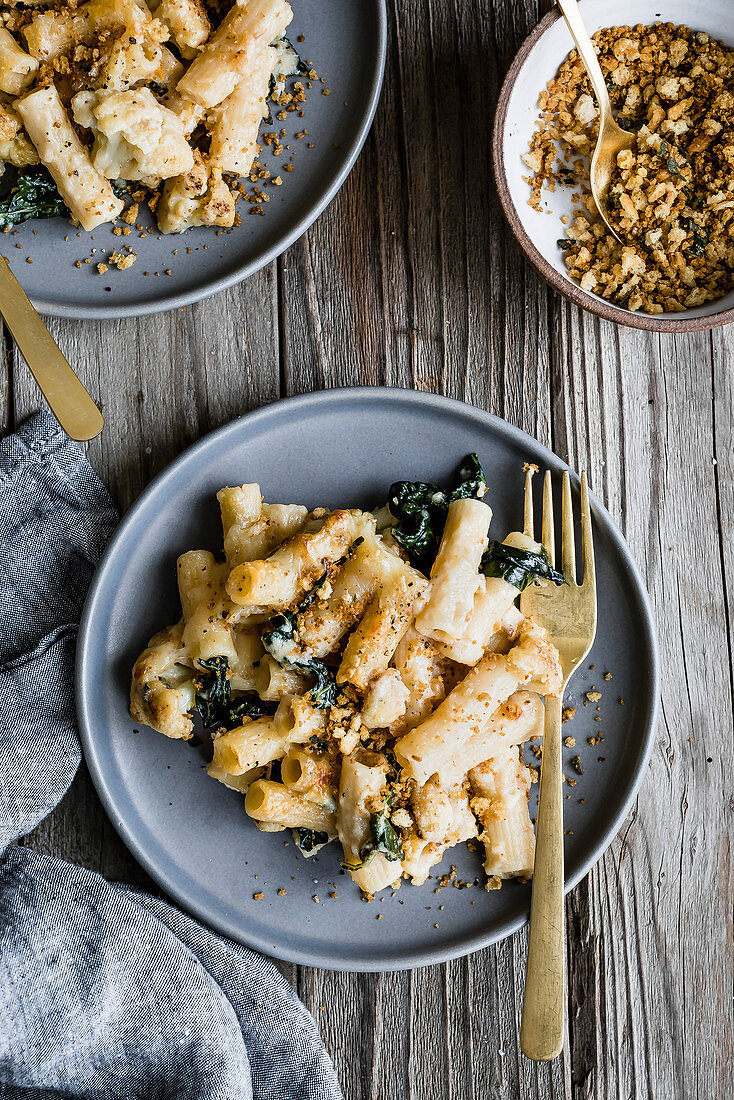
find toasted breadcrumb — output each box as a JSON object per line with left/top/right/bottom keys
{"left": 525, "top": 23, "right": 734, "bottom": 313}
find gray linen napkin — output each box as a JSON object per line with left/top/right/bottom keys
{"left": 0, "top": 412, "right": 343, "bottom": 1100}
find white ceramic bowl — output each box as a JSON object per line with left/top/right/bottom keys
{"left": 492, "top": 0, "right": 734, "bottom": 332}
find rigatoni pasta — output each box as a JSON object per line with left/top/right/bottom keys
{"left": 130, "top": 454, "right": 565, "bottom": 896}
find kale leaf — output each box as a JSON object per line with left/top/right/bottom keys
{"left": 309, "top": 734, "right": 330, "bottom": 754}
{"left": 345, "top": 788, "right": 404, "bottom": 870}
{"left": 307, "top": 660, "right": 339, "bottom": 708}
{"left": 261, "top": 574, "right": 339, "bottom": 709}
{"left": 228, "top": 694, "right": 277, "bottom": 723}
{"left": 450, "top": 453, "right": 487, "bottom": 500}
{"left": 388, "top": 453, "right": 487, "bottom": 570}
{"left": 363, "top": 806, "right": 404, "bottom": 862}
{"left": 0, "top": 169, "right": 68, "bottom": 230}
{"left": 481, "top": 541, "right": 566, "bottom": 591}
{"left": 261, "top": 611, "right": 296, "bottom": 655}
{"left": 295, "top": 828, "right": 329, "bottom": 853}
{"left": 195, "top": 656, "right": 275, "bottom": 730}
{"left": 195, "top": 656, "right": 230, "bottom": 729}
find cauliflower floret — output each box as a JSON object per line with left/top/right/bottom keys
{"left": 71, "top": 87, "right": 193, "bottom": 183}
{"left": 98, "top": 38, "right": 164, "bottom": 91}
{"left": 157, "top": 154, "right": 235, "bottom": 232}
{"left": 361, "top": 668, "right": 410, "bottom": 729}
{"left": 0, "top": 103, "right": 38, "bottom": 167}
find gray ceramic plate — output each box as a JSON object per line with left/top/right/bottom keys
{"left": 4, "top": 0, "right": 386, "bottom": 319}
{"left": 76, "top": 389, "right": 660, "bottom": 971}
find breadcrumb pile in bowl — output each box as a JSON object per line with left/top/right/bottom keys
{"left": 523, "top": 23, "right": 733, "bottom": 316}
{"left": 492, "top": 0, "right": 734, "bottom": 332}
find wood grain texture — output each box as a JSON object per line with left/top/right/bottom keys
{"left": 10, "top": 0, "right": 734, "bottom": 1097}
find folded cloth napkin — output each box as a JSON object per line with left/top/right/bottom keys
{"left": 0, "top": 412, "right": 343, "bottom": 1100}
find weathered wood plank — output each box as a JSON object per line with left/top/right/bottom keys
{"left": 551, "top": 308, "right": 734, "bottom": 1099}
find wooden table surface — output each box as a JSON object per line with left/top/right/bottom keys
{"left": 11, "top": 1, "right": 733, "bottom": 1096}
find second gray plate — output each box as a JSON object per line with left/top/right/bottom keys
{"left": 4, "top": 0, "right": 386, "bottom": 318}
{"left": 76, "top": 388, "right": 659, "bottom": 971}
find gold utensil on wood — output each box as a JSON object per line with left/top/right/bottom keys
{"left": 555, "top": 0, "right": 634, "bottom": 243}
{"left": 519, "top": 469, "right": 597, "bottom": 1060}
{"left": 0, "top": 256, "right": 104, "bottom": 441}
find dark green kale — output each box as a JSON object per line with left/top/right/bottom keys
{"left": 450, "top": 453, "right": 487, "bottom": 500}
{"left": 194, "top": 656, "right": 230, "bottom": 729}
{"left": 345, "top": 781, "right": 404, "bottom": 870}
{"left": 261, "top": 576, "right": 339, "bottom": 709}
{"left": 387, "top": 453, "right": 487, "bottom": 571}
{"left": 261, "top": 611, "right": 296, "bottom": 654}
{"left": 0, "top": 169, "right": 68, "bottom": 230}
{"left": 228, "top": 694, "right": 277, "bottom": 723}
{"left": 195, "top": 656, "right": 275, "bottom": 730}
{"left": 295, "top": 828, "right": 330, "bottom": 853}
{"left": 306, "top": 661, "right": 339, "bottom": 708}
{"left": 362, "top": 805, "right": 404, "bottom": 863}
{"left": 270, "top": 35, "right": 308, "bottom": 79}
{"left": 480, "top": 541, "right": 566, "bottom": 592}
{"left": 345, "top": 806, "right": 404, "bottom": 871}
{"left": 309, "top": 734, "right": 330, "bottom": 754}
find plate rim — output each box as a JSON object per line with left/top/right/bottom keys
{"left": 32, "top": 1, "right": 388, "bottom": 320}
{"left": 76, "top": 386, "right": 661, "bottom": 971}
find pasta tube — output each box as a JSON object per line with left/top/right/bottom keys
{"left": 177, "top": 550, "right": 238, "bottom": 667}
{"left": 281, "top": 746, "right": 337, "bottom": 807}
{"left": 177, "top": 0, "right": 292, "bottom": 109}
{"left": 337, "top": 754, "right": 399, "bottom": 894}
{"left": 218, "top": 484, "right": 308, "bottom": 569}
{"left": 15, "top": 85, "right": 124, "bottom": 231}
{"left": 245, "top": 780, "right": 336, "bottom": 833}
{"left": 388, "top": 627, "right": 446, "bottom": 736}
{"left": 226, "top": 509, "right": 375, "bottom": 610}
{"left": 439, "top": 531, "right": 547, "bottom": 665}
{"left": 0, "top": 28, "right": 38, "bottom": 96}
{"left": 337, "top": 567, "right": 427, "bottom": 692}
{"left": 210, "top": 715, "right": 285, "bottom": 774}
{"left": 296, "top": 535, "right": 394, "bottom": 657}
{"left": 394, "top": 617, "right": 561, "bottom": 785}
{"left": 470, "top": 746, "right": 535, "bottom": 880}
{"left": 436, "top": 689, "right": 544, "bottom": 786}
{"left": 414, "top": 497, "right": 490, "bottom": 643}
{"left": 207, "top": 41, "right": 275, "bottom": 174}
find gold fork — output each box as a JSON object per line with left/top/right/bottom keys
{"left": 519, "top": 469, "right": 597, "bottom": 1061}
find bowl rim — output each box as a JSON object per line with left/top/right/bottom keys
{"left": 491, "top": 5, "right": 734, "bottom": 334}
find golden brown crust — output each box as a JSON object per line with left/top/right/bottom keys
{"left": 129, "top": 620, "right": 194, "bottom": 739}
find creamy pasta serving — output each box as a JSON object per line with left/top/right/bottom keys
{"left": 130, "top": 458, "right": 566, "bottom": 896}
{"left": 0, "top": 0, "right": 303, "bottom": 233}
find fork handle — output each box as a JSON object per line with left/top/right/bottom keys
{"left": 520, "top": 693, "right": 565, "bottom": 1061}
{"left": 0, "top": 256, "right": 104, "bottom": 441}
{"left": 555, "top": 0, "right": 613, "bottom": 124}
